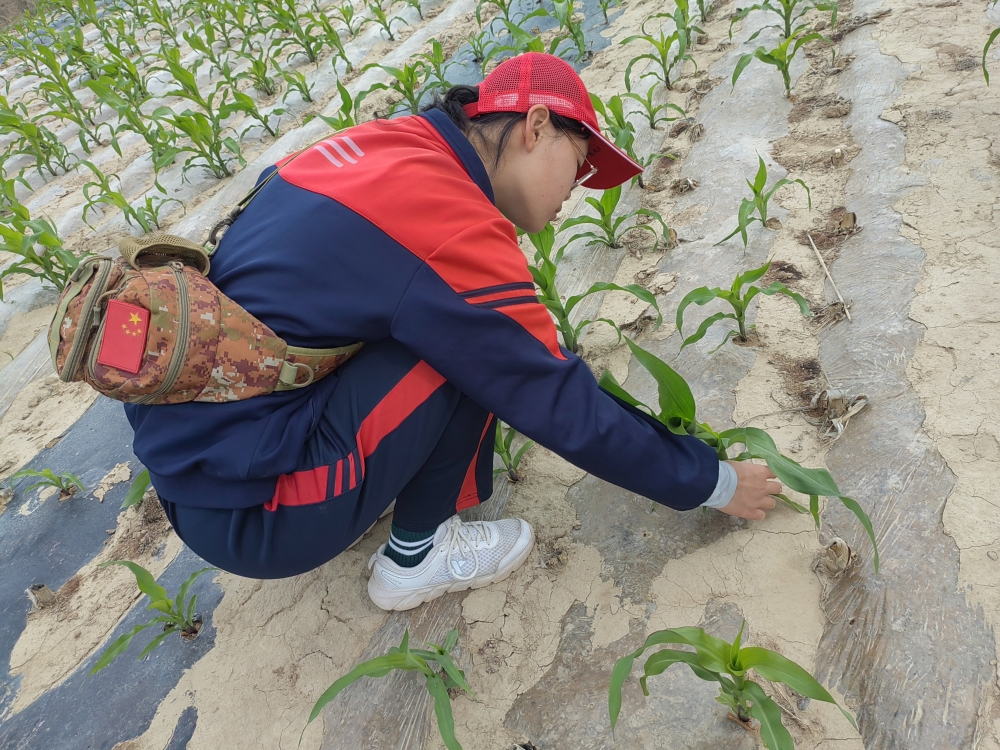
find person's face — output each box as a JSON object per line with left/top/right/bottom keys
{"left": 488, "top": 105, "right": 592, "bottom": 234}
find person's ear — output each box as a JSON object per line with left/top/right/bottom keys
{"left": 522, "top": 105, "right": 552, "bottom": 154}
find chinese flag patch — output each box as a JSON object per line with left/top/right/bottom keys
{"left": 97, "top": 300, "right": 149, "bottom": 374}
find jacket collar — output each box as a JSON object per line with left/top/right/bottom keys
{"left": 420, "top": 108, "right": 495, "bottom": 205}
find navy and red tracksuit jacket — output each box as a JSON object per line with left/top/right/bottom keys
{"left": 124, "top": 108, "right": 721, "bottom": 511}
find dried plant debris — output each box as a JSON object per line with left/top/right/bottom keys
{"left": 771, "top": 354, "right": 823, "bottom": 407}
{"left": 26, "top": 584, "right": 56, "bottom": 609}
{"left": 814, "top": 300, "right": 850, "bottom": 329}
{"left": 830, "top": 9, "right": 893, "bottom": 42}
{"left": 669, "top": 117, "right": 696, "bottom": 137}
{"left": 671, "top": 177, "right": 700, "bottom": 194}
{"left": 761, "top": 260, "right": 804, "bottom": 285}
{"left": 789, "top": 94, "right": 852, "bottom": 123}
{"left": 817, "top": 537, "right": 856, "bottom": 574}
{"left": 688, "top": 123, "right": 706, "bottom": 141}
{"left": 797, "top": 206, "right": 861, "bottom": 259}
{"left": 809, "top": 389, "right": 869, "bottom": 439}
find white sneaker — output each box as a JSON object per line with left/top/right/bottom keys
{"left": 367, "top": 515, "right": 534, "bottom": 611}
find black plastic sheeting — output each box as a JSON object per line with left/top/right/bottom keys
{"left": 0, "top": 399, "right": 223, "bottom": 750}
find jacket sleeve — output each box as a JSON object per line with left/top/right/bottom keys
{"left": 389, "top": 256, "right": 723, "bottom": 511}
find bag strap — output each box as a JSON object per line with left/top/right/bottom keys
{"left": 275, "top": 342, "right": 366, "bottom": 390}
{"left": 206, "top": 145, "right": 309, "bottom": 251}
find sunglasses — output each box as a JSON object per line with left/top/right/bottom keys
{"left": 569, "top": 137, "right": 598, "bottom": 189}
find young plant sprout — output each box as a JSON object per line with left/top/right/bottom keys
{"left": 465, "top": 29, "right": 499, "bottom": 74}
{"left": 363, "top": 62, "right": 428, "bottom": 115}
{"left": 609, "top": 622, "right": 857, "bottom": 749}
{"left": 622, "top": 83, "right": 686, "bottom": 130}
{"left": 588, "top": 94, "right": 661, "bottom": 185}
{"left": 265, "top": 0, "right": 327, "bottom": 63}
{"left": 598, "top": 338, "right": 879, "bottom": 571}
{"left": 331, "top": 0, "right": 367, "bottom": 37}
{"left": 696, "top": 0, "right": 713, "bottom": 22}
{"left": 551, "top": 0, "right": 588, "bottom": 61}
{"left": 716, "top": 156, "right": 811, "bottom": 247}
{"left": 90, "top": 563, "right": 215, "bottom": 675}
{"left": 475, "top": 0, "right": 520, "bottom": 27}
{"left": 303, "top": 629, "right": 471, "bottom": 750}
{"left": 526, "top": 223, "right": 662, "bottom": 353}
{"left": 676, "top": 261, "right": 812, "bottom": 351}
{"left": 598, "top": 0, "right": 619, "bottom": 23}
{"left": 308, "top": 80, "right": 376, "bottom": 130}
{"left": 405, "top": 0, "right": 425, "bottom": 20}
{"left": 121, "top": 469, "right": 151, "bottom": 510}
{"left": 10, "top": 468, "right": 85, "bottom": 499}
{"left": 558, "top": 185, "right": 671, "bottom": 250}
{"left": 731, "top": 25, "right": 830, "bottom": 97}
{"left": 366, "top": 1, "right": 407, "bottom": 41}
{"left": 310, "top": 11, "right": 354, "bottom": 73}
{"left": 486, "top": 17, "right": 565, "bottom": 70}
{"left": 274, "top": 62, "right": 315, "bottom": 103}
{"left": 238, "top": 55, "right": 279, "bottom": 98}
{"left": 494, "top": 422, "right": 533, "bottom": 482}
{"left": 730, "top": 0, "right": 838, "bottom": 41}
{"left": 0, "top": 200, "right": 80, "bottom": 301}
{"left": 0, "top": 95, "right": 75, "bottom": 177}
{"left": 419, "top": 39, "right": 459, "bottom": 90}
{"left": 621, "top": 15, "right": 696, "bottom": 91}
{"left": 985, "top": 25, "right": 1000, "bottom": 84}
{"left": 80, "top": 161, "right": 183, "bottom": 233}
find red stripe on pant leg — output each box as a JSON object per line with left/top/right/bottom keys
{"left": 334, "top": 458, "right": 344, "bottom": 497}
{"left": 348, "top": 452, "right": 357, "bottom": 490}
{"left": 356, "top": 361, "right": 447, "bottom": 458}
{"left": 266, "top": 465, "right": 331, "bottom": 511}
{"left": 456, "top": 414, "right": 494, "bottom": 512}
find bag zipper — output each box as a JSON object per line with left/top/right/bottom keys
{"left": 137, "top": 262, "right": 190, "bottom": 403}
{"left": 61, "top": 258, "right": 112, "bottom": 382}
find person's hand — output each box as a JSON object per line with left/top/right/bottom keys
{"left": 718, "top": 461, "right": 782, "bottom": 521}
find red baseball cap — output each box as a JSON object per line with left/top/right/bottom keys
{"left": 461, "top": 52, "right": 644, "bottom": 189}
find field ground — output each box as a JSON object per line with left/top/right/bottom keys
{"left": 1, "top": 0, "right": 999, "bottom": 748}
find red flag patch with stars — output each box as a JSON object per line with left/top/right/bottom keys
{"left": 97, "top": 299, "right": 149, "bottom": 374}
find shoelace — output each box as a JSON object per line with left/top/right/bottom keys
{"left": 444, "top": 518, "right": 495, "bottom": 582}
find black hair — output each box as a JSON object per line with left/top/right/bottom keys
{"left": 421, "top": 85, "right": 589, "bottom": 172}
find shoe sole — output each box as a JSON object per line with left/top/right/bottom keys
{"left": 367, "top": 524, "right": 535, "bottom": 611}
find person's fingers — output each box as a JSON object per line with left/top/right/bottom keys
{"left": 760, "top": 495, "right": 776, "bottom": 510}
{"left": 747, "top": 508, "right": 766, "bottom": 521}
{"left": 765, "top": 480, "right": 783, "bottom": 495}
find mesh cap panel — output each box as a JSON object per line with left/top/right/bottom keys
{"left": 478, "top": 53, "right": 599, "bottom": 131}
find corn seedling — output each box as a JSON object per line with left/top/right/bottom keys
{"left": 84, "top": 78, "right": 183, "bottom": 177}
{"left": 303, "top": 629, "right": 470, "bottom": 749}
{"left": 274, "top": 62, "right": 315, "bottom": 103}
{"left": 121, "top": 469, "right": 151, "bottom": 510}
{"left": 985, "top": 26, "right": 1000, "bottom": 84}
{"left": 475, "top": 0, "right": 519, "bottom": 26}
{"left": 367, "top": 1, "right": 407, "bottom": 41}
{"left": 730, "top": 0, "right": 838, "bottom": 41}
{"left": 622, "top": 16, "right": 696, "bottom": 91}
{"left": 649, "top": 0, "right": 704, "bottom": 42}
{"left": 79, "top": 161, "right": 183, "bottom": 234}
{"left": 363, "top": 62, "right": 428, "bottom": 115}
{"left": 494, "top": 422, "right": 533, "bottom": 482}
{"left": 676, "top": 261, "right": 811, "bottom": 351}
{"left": 184, "top": 21, "right": 234, "bottom": 80}
{"left": 10, "top": 467, "right": 84, "bottom": 498}
{"left": 622, "top": 83, "right": 686, "bottom": 130}
{"left": 0, "top": 201, "right": 80, "bottom": 300}
{"left": 419, "top": 39, "right": 459, "bottom": 90}
{"left": 238, "top": 55, "right": 279, "bottom": 98}
{"left": 589, "top": 94, "right": 660, "bottom": 182}
{"left": 266, "top": 0, "right": 327, "bottom": 63}
{"left": 551, "top": 0, "right": 588, "bottom": 61}
{"left": 526, "top": 223, "right": 661, "bottom": 353}
{"left": 25, "top": 45, "right": 108, "bottom": 152}
{"left": 732, "top": 24, "right": 829, "bottom": 96}
{"left": 332, "top": 0, "right": 367, "bottom": 37}
{"left": 307, "top": 79, "right": 374, "bottom": 130}
{"left": 405, "top": 0, "right": 425, "bottom": 20}
{"left": 696, "top": 0, "right": 713, "bottom": 21}
{"left": 559, "top": 185, "right": 670, "bottom": 250}
{"left": 598, "top": 338, "right": 879, "bottom": 570}
{"left": 609, "top": 622, "right": 857, "bottom": 748}
{"left": 486, "top": 19, "right": 565, "bottom": 70}
{"left": 147, "top": 0, "right": 183, "bottom": 46}
{"left": 465, "top": 29, "right": 498, "bottom": 73}
{"left": 716, "top": 156, "right": 811, "bottom": 247}
{"left": 0, "top": 95, "right": 75, "bottom": 177}
{"left": 598, "top": 0, "right": 619, "bottom": 23}
{"left": 310, "top": 11, "right": 354, "bottom": 73}
{"left": 90, "top": 563, "right": 214, "bottom": 675}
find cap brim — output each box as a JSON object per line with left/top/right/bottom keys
{"left": 576, "top": 124, "right": 645, "bottom": 189}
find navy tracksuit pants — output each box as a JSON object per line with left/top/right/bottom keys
{"left": 159, "top": 340, "right": 497, "bottom": 579}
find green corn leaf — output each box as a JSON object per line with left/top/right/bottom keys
{"left": 566, "top": 282, "right": 661, "bottom": 327}
{"left": 730, "top": 620, "right": 744, "bottom": 668}
{"left": 185, "top": 593, "right": 198, "bottom": 626}
{"left": 838, "top": 495, "right": 879, "bottom": 574}
{"left": 680, "top": 311, "right": 739, "bottom": 350}
{"left": 773, "top": 493, "right": 808, "bottom": 514}
{"left": 99, "top": 560, "right": 169, "bottom": 604}
{"left": 136, "top": 626, "right": 177, "bottom": 661}
{"left": 176, "top": 567, "right": 216, "bottom": 624}
{"left": 426, "top": 672, "right": 463, "bottom": 750}
{"left": 739, "top": 646, "right": 857, "bottom": 728}
{"left": 443, "top": 628, "right": 459, "bottom": 653}
{"left": 90, "top": 621, "right": 156, "bottom": 674}
{"left": 719, "top": 428, "right": 840, "bottom": 496}
{"left": 743, "top": 680, "right": 795, "bottom": 750}
{"left": 736, "top": 261, "right": 771, "bottom": 289}
{"left": 675, "top": 285, "right": 723, "bottom": 336}
{"left": 758, "top": 281, "right": 813, "bottom": 317}
{"left": 624, "top": 338, "right": 695, "bottom": 429}
{"left": 121, "top": 469, "right": 150, "bottom": 510}
{"left": 732, "top": 48, "right": 763, "bottom": 88}
{"left": 305, "top": 653, "right": 412, "bottom": 724}
{"left": 751, "top": 155, "right": 768, "bottom": 193}
{"left": 598, "top": 369, "right": 649, "bottom": 413}
{"left": 639, "top": 648, "right": 718, "bottom": 694}
{"left": 984, "top": 27, "right": 1000, "bottom": 84}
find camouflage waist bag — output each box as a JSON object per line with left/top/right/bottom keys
{"left": 48, "top": 233, "right": 363, "bottom": 405}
